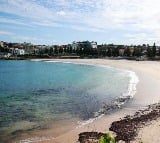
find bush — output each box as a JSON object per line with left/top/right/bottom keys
{"left": 99, "top": 133, "right": 115, "bottom": 143}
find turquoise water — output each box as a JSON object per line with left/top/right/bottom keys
{"left": 0, "top": 60, "right": 130, "bottom": 141}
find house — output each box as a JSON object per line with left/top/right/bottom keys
{"left": 0, "top": 41, "right": 4, "bottom": 47}
{"left": 14, "top": 48, "right": 25, "bottom": 55}
{"left": 119, "top": 48, "right": 125, "bottom": 56}
{"left": 4, "top": 53, "right": 12, "bottom": 58}
{"left": 0, "top": 52, "right": 11, "bottom": 58}
{"left": 129, "top": 47, "right": 135, "bottom": 56}
{"left": 91, "top": 41, "right": 97, "bottom": 49}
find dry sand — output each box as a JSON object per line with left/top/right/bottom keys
{"left": 26, "top": 59, "right": 160, "bottom": 143}
{"left": 136, "top": 119, "right": 160, "bottom": 143}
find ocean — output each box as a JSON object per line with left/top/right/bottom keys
{"left": 0, "top": 60, "right": 138, "bottom": 142}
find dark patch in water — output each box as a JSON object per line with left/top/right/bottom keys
{"left": 0, "top": 104, "right": 36, "bottom": 127}
{"left": 32, "top": 87, "right": 64, "bottom": 95}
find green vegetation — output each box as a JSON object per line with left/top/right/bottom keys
{"left": 99, "top": 133, "right": 115, "bottom": 143}
{"left": 98, "top": 133, "right": 144, "bottom": 143}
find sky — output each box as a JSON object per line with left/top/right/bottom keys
{"left": 0, "top": 0, "right": 160, "bottom": 45}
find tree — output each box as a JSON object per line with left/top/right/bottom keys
{"left": 64, "top": 47, "right": 67, "bottom": 53}
{"left": 67, "top": 45, "right": 73, "bottom": 54}
{"left": 59, "top": 47, "right": 63, "bottom": 54}
{"left": 49, "top": 47, "right": 53, "bottom": 55}
{"left": 107, "top": 48, "right": 112, "bottom": 57}
{"left": 124, "top": 47, "right": 130, "bottom": 56}
{"left": 83, "top": 41, "right": 92, "bottom": 55}
{"left": 8, "top": 43, "right": 13, "bottom": 48}
{"left": 72, "top": 48, "right": 76, "bottom": 53}
{"left": 0, "top": 45, "right": 2, "bottom": 52}
{"left": 78, "top": 47, "right": 83, "bottom": 55}
{"left": 44, "top": 48, "right": 49, "bottom": 54}
{"left": 134, "top": 47, "right": 141, "bottom": 57}
{"left": 112, "top": 47, "right": 119, "bottom": 57}
{"left": 152, "top": 42, "right": 156, "bottom": 57}
{"left": 70, "top": 46, "right": 73, "bottom": 53}
{"left": 158, "top": 48, "right": 160, "bottom": 56}
{"left": 147, "top": 47, "right": 153, "bottom": 57}
{"left": 54, "top": 46, "right": 58, "bottom": 54}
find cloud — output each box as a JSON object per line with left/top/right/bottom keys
{"left": 10, "top": 34, "right": 58, "bottom": 45}
{"left": 32, "top": 21, "right": 62, "bottom": 27}
{"left": 0, "top": 31, "right": 14, "bottom": 36}
{"left": 0, "top": 0, "right": 55, "bottom": 20}
{"left": 0, "top": 17, "right": 33, "bottom": 27}
{"left": 57, "top": 11, "right": 66, "bottom": 16}
{"left": 1, "top": 0, "right": 160, "bottom": 30}
{"left": 12, "top": 35, "right": 39, "bottom": 41}
{"left": 125, "top": 32, "right": 160, "bottom": 45}
{"left": 1, "top": 0, "right": 160, "bottom": 44}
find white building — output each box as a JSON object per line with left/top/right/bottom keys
{"left": 72, "top": 41, "right": 78, "bottom": 50}
{"left": 14, "top": 48, "right": 25, "bottom": 55}
{"left": 91, "top": 41, "right": 97, "bottom": 49}
{"left": 72, "top": 41, "right": 97, "bottom": 50}
{"left": 0, "top": 41, "right": 4, "bottom": 47}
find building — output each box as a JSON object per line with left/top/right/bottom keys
{"left": 72, "top": 41, "right": 97, "bottom": 50}
{"left": 119, "top": 48, "right": 125, "bottom": 56}
{"left": 90, "top": 41, "right": 97, "bottom": 49}
{"left": 23, "top": 42, "right": 34, "bottom": 54}
{"left": 0, "top": 41, "right": 4, "bottom": 47}
{"left": 14, "top": 48, "right": 25, "bottom": 55}
{"left": 129, "top": 47, "right": 135, "bottom": 56}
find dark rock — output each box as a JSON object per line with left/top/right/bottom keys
{"left": 78, "top": 132, "right": 105, "bottom": 143}
{"left": 109, "top": 102, "right": 160, "bottom": 142}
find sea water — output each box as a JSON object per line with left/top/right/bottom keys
{"left": 0, "top": 60, "right": 138, "bottom": 142}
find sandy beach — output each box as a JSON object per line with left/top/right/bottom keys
{"left": 20, "top": 59, "right": 160, "bottom": 143}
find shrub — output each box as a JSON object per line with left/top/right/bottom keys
{"left": 99, "top": 132, "right": 115, "bottom": 143}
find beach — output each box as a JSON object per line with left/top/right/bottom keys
{"left": 17, "top": 59, "right": 160, "bottom": 143}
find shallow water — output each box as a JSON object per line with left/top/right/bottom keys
{"left": 0, "top": 60, "right": 131, "bottom": 142}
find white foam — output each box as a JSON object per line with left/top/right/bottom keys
{"left": 111, "top": 70, "right": 139, "bottom": 108}
{"left": 44, "top": 60, "right": 115, "bottom": 70}
{"left": 76, "top": 114, "right": 104, "bottom": 128}
{"left": 124, "top": 70, "right": 139, "bottom": 98}
{"left": 29, "top": 59, "right": 42, "bottom": 62}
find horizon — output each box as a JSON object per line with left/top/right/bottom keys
{"left": 0, "top": 0, "right": 160, "bottom": 45}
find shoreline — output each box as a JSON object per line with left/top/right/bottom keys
{"left": 17, "top": 59, "right": 160, "bottom": 143}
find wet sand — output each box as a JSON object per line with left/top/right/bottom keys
{"left": 17, "top": 59, "right": 160, "bottom": 143}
